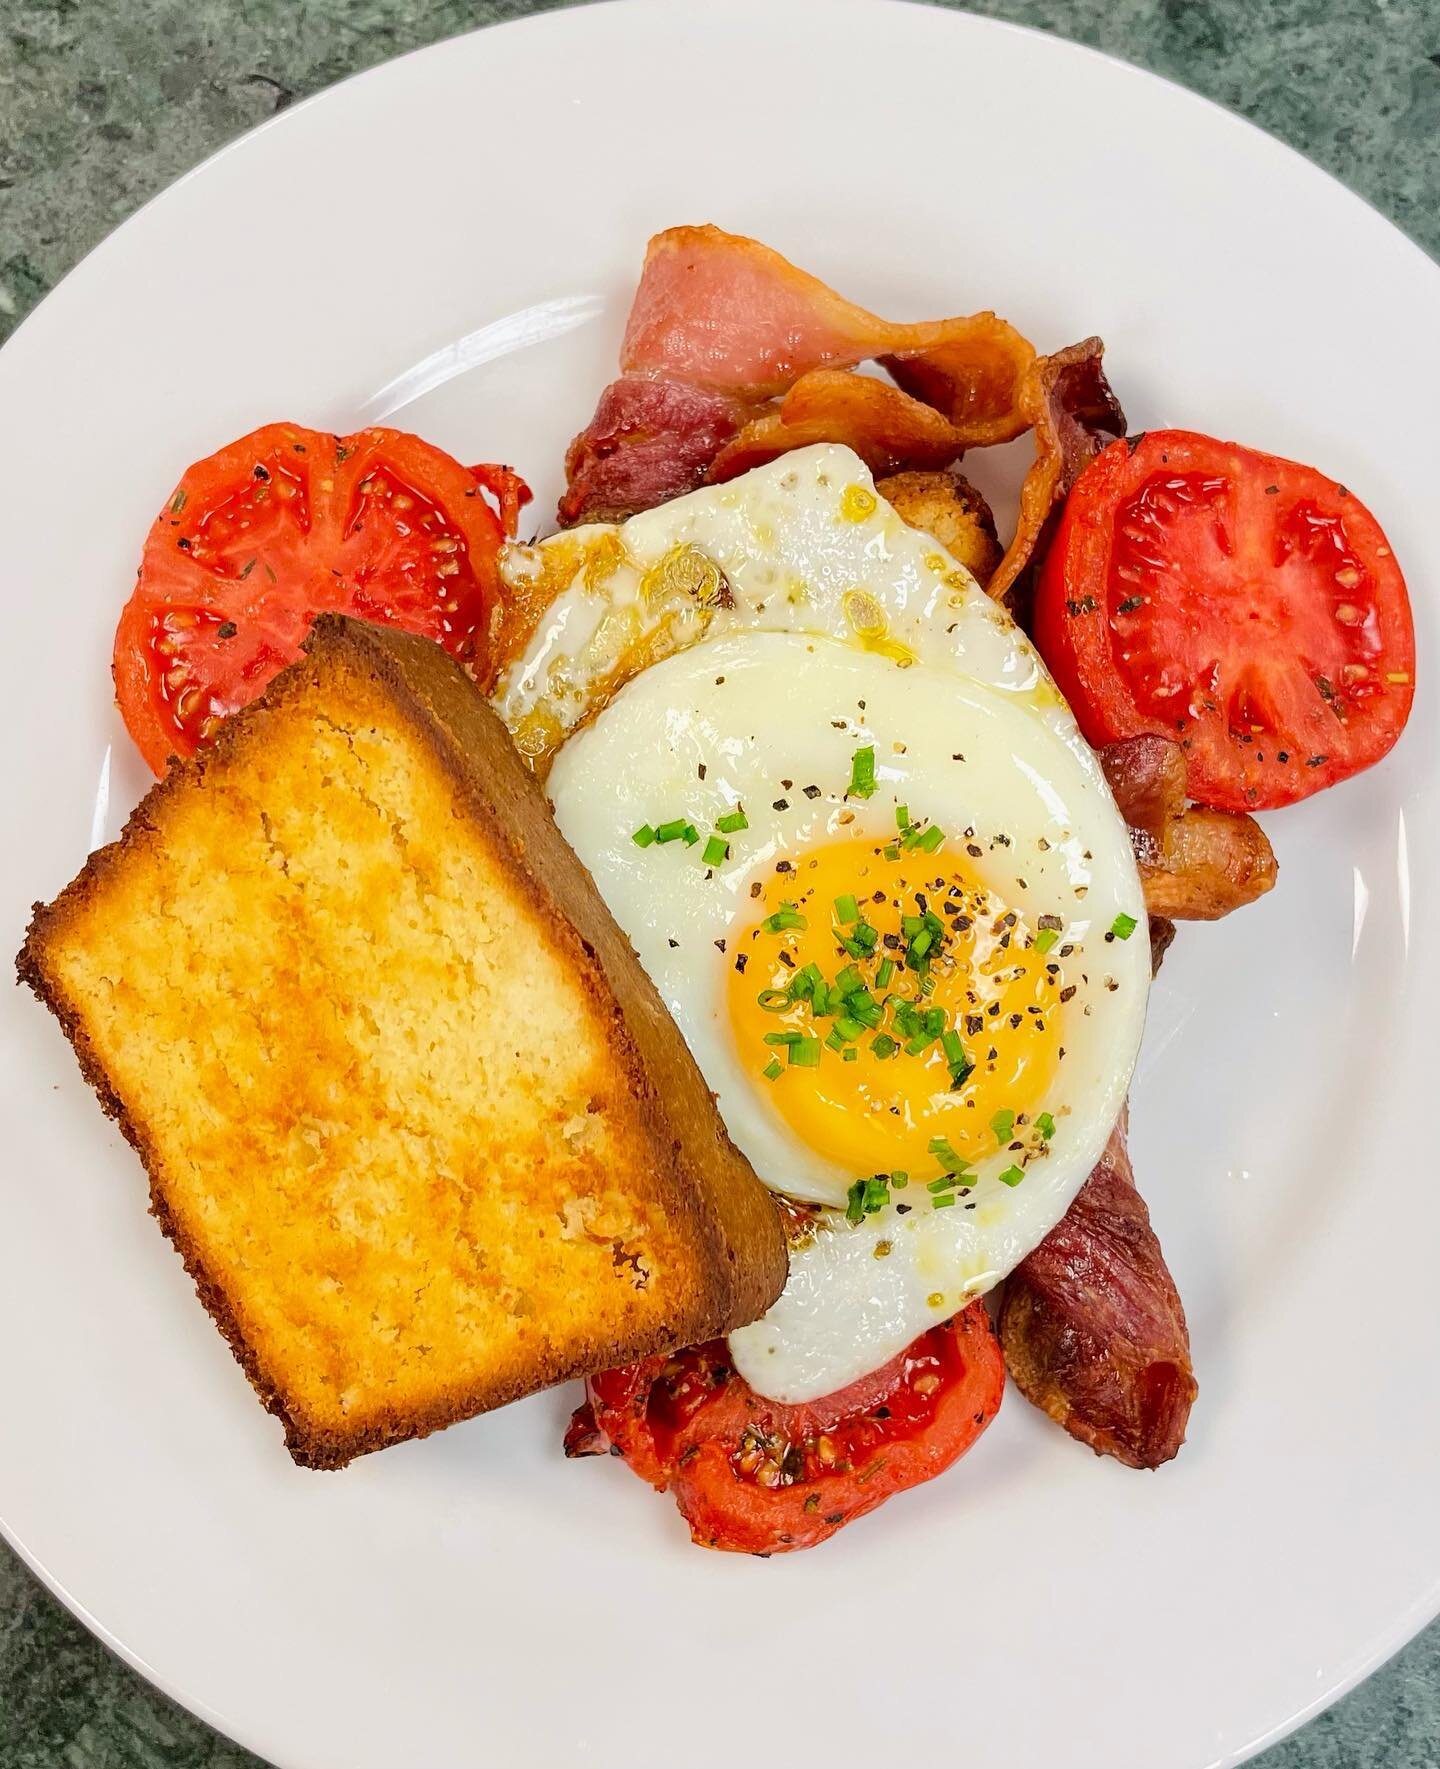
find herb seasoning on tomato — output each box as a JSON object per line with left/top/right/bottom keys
{"left": 567, "top": 1304, "right": 1004, "bottom": 1554}
{"left": 113, "top": 423, "right": 512, "bottom": 774}
{"left": 1033, "top": 430, "right": 1415, "bottom": 811}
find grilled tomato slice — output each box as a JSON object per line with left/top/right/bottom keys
{"left": 113, "top": 422, "right": 508, "bottom": 773}
{"left": 1033, "top": 430, "right": 1414, "bottom": 810}
{"left": 566, "top": 1305, "right": 1004, "bottom": 1554}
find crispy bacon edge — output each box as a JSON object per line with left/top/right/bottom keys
{"left": 706, "top": 369, "right": 969, "bottom": 484}
{"left": 987, "top": 338, "right": 1127, "bottom": 607}
{"left": 1101, "top": 734, "right": 1278, "bottom": 921}
{"left": 998, "top": 1114, "right": 1197, "bottom": 1469}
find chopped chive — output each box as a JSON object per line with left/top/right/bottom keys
{"left": 842, "top": 1046, "right": 858, "bottom": 1062}
{"left": 901, "top": 915, "right": 924, "bottom": 938}
{"left": 922, "top": 1007, "right": 945, "bottom": 1036}
{"left": 654, "top": 818, "right": 690, "bottom": 843}
{"left": 170, "top": 489, "right": 188, "bottom": 514}
{"left": 916, "top": 824, "right": 945, "bottom": 854}
{"left": 788, "top": 1036, "right": 821, "bottom": 1067}
{"left": 900, "top": 823, "right": 927, "bottom": 850}
{"left": 940, "top": 1029, "right": 967, "bottom": 1068}
{"left": 762, "top": 1058, "right": 783, "bottom": 1081}
{"left": 763, "top": 1030, "right": 803, "bottom": 1045}
{"left": 862, "top": 1176, "right": 890, "bottom": 1213}
{"left": 848, "top": 745, "right": 877, "bottom": 799}
{"left": 850, "top": 920, "right": 878, "bottom": 952}
{"left": 834, "top": 1015, "right": 865, "bottom": 1041}
{"left": 716, "top": 809, "right": 749, "bottom": 834}
{"left": 883, "top": 843, "right": 899, "bottom": 861}
{"left": 833, "top": 964, "right": 863, "bottom": 998}
{"left": 871, "top": 1033, "right": 898, "bottom": 1059}
{"left": 991, "top": 1108, "right": 1016, "bottom": 1144}
{"left": 825, "top": 1027, "right": 848, "bottom": 1052}
{"left": 904, "top": 1034, "right": 932, "bottom": 1057}
{"left": 757, "top": 988, "right": 790, "bottom": 1013}
{"left": 876, "top": 958, "right": 895, "bottom": 989}
{"left": 848, "top": 996, "right": 883, "bottom": 1029}
{"left": 932, "top": 1192, "right": 957, "bottom": 1209}
{"left": 761, "top": 906, "right": 808, "bottom": 934}
{"left": 891, "top": 1171, "right": 909, "bottom": 1189}
{"left": 1036, "top": 1111, "right": 1057, "bottom": 1141}
{"left": 701, "top": 835, "right": 729, "bottom": 867}
{"left": 909, "top": 929, "right": 934, "bottom": 960}
{"left": 632, "top": 823, "right": 657, "bottom": 848}
{"left": 1034, "top": 927, "right": 1059, "bottom": 954}
{"left": 682, "top": 824, "right": 700, "bottom": 846}
{"left": 1110, "top": 911, "right": 1139, "bottom": 941}
{"left": 833, "top": 893, "right": 860, "bottom": 924}
{"left": 928, "top": 1137, "right": 970, "bottom": 1174}
{"left": 896, "top": 803, "right": 911, "bottom": 830}
{"left": 997, "top": 1164, "right": 1026, "bottom": 1187}
{"left": 844, "top": 1176, "right": 892, "bottom": 1222}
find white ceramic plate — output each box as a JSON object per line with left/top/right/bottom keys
{"left": 1, "top": 3, "right": 1436, "bottom": 1764}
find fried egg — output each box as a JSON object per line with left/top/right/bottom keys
{"left": 496, "top": 445, "right": 1149, "bottom": 1402}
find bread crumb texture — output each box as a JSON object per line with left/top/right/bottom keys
{"left": 23, "top": 635, "right": 769, "bottom": 1466}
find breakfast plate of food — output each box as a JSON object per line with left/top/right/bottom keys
{"left": 0, "top": 2, "right": 1435, "bottom": 1765}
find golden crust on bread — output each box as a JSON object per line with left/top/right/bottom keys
{"left": 18, "top": 616, "right": 786, "bottom": 1468}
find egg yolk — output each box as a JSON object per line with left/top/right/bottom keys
{"left": 727, "top": 835, "right": 1062, "bottom": 1181}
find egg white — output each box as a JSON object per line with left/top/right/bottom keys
{"left": 502, "top": 444, "right": 1150, "bottom": 1403}
{"left": 546, "top": 633, "right": 1148, "bottom": 1401}
{"left": 494, "top": 442, "right": 1046, "bottom": 750}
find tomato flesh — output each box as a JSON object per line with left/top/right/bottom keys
{"left": 1034, "top": 430, "right": 1415, "bottom": 810}
{"left": 568, "top": 1305, "right": 1004, "bottom": 1554}
{"left": 113, "top": 423, "right": 507, "bottom": 773}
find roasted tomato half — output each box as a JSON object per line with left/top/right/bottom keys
{"left": 566, "top": 1305, "right": 1004, "bottom": 1554}
{"left": 113, "top": 422, "right": 513, "bottom": 773}
{"left": 1033, "top": 429, "right": 1414, "bottom": 811}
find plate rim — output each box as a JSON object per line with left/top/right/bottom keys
{"left": 2, "top": 3, "right": 1437, "bottom": 1766}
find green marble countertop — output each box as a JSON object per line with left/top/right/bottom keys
{"left": 2, "top": 1, "right": 1437, "bottom": 1764}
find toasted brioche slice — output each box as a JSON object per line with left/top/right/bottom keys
{"left": 19, "top": 615, "right": 786, "bottom": 1469}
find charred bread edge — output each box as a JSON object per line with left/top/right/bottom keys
{"left": 17, "top": 615, "right": 786, "bottom": 1469}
